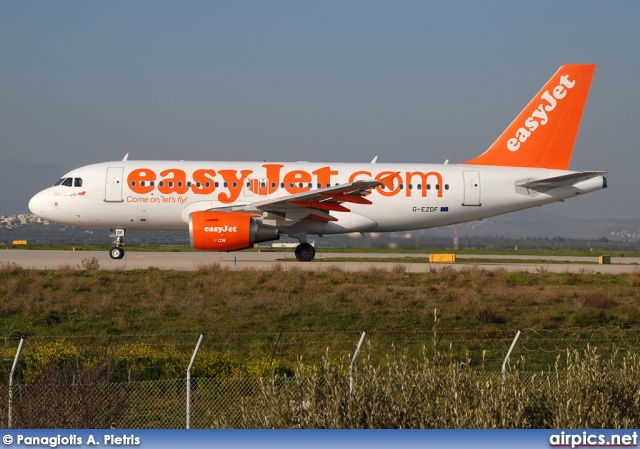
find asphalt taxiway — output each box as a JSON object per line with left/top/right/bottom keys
{"left": 1, "top": 250, "right": 638, "bottom": 274}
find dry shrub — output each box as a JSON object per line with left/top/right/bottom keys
{"left": 79, "top": 257, "right": 101, "bottom": 271}
{"left": 2, "top": 275, "right": 26, "bottom": 297}
{"left": 55, "top": 265, "right": 79, "bottom": 275}
{"left": 434, "top": 266, "right": 458, "bottom": 282}
{"left": 475, "top": 304, "right": 507, "bottom": 324}
{"left": 7, "top": 358, "right": 128, "bottom": 429}
{"left": 142, "top": 278, "right": 174, "bottom": 304}
{"left": 582, "top": 291, "right": 619, "bottom": 309}
{"left": 469, "top": 266, "right": 494, "bottom": 286}
{"left": 480, "top": 284, "right": 515, "bottom": 302}
{"left": 195, "top": 262, "right": 221, "bottom": 274}
{"left": 349, "top": 285, "right": 393, "bottom": 314}
{"left": 559, "top": 272, "right": 586, "bottom": 285}
{"left": 364, "top": 265, "right": 388, "bottom": 278}
{"left": 286, "top": 265, "right": 304, "bottom": 275}
{"left": 262, "top": 277, "right": 287, "bottom": 293}
{"left": 0, "top": 261, "right": 23, "bottom": 275}
{"left": 628, "top": 270, "right": 640, "bottom": 287}
{"left": 269, "top": 263, "right": 283, "bottom": 272}
{"left": 223, "top": 348, "right": 640, "bottom": 429}
{"left": 324, "top": 264, "right": 344, "bottom": 275}
{"left": 323, "top": 265, "right": 347, "bottom": 285}
{"left": 335, "top": 284, "right": 359, "bottom": 302}
{"left": 491, "top": 267, "right": 510, "bottom": 284}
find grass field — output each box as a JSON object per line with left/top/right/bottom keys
{"left": 2, "top": 262, "right": 640, "bottom": 337}
{"left": 2, "top": 262, "right": 640, "bottom": 428}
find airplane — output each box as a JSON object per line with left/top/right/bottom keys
{"left": 28, "top": 64, "right": 606, "bottom": 262}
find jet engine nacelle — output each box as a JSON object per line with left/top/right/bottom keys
{"left": 189, "top": 211, "right": 279, "bottom": 251}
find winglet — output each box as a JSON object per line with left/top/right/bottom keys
{"left": 462, "top": 64, "right": 596, "bottom": 170}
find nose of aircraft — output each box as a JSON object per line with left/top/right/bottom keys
{"left": 28, "top": 190, "right": 47, "bottom": 216}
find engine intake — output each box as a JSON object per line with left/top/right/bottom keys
{"left": 189, "top": 211, "right": 279, "bottom": 251}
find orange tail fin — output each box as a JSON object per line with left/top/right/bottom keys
{"left": 462, "top": 64, "right": 596, "bottom": 169}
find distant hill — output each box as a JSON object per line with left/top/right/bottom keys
{"left": 0, "top": 159, "right": 69, "bottom": 214}
{"left": 420, "top": 209, "right": 640, "bottom": 241}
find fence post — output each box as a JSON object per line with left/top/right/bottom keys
{"left": 349, "top": 332, "right": 366, "bottom": 403}
{"left": 186, "top": 334, "right": 204, "bottom": 429}
{"left": 270, "top": 332, "right": 282, "bottom": 370}
{"left": 582, "top": 330, "right": 594, "bottom": 352}
{"left": 100, "top": 335, "right": 112, "bottom": 370}
{"left": 502, "top": 330, "right": 521, "bottom": 386}
{"left": 8, "top": 338, "right": 25, "bottom": 429}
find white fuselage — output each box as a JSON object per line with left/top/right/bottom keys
{"left": 28, "top": 160, "right": 605, "bottom": 236}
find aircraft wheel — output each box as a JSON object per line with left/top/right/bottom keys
{"left": 109, "top": 247, "right": 125, "bottom": 260}
{"left": 294, "top": 243, "right": 315, "bottom": 262}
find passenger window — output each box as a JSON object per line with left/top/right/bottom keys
{"left": 74, "top": 178, "right": 82, "bottom": 187}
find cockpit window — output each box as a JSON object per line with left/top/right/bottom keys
{"left": 54, "top": 177, "right": 82, "bottom": 187}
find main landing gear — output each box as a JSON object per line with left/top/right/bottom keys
{"left": 294, "top": 242, "right": 316, "bottom": 262}
{"left": 109, "top": 228, "right": 125, "bottom": 260}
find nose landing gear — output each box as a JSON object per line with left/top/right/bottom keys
{"left": 109, "top": 229, "right": 125, "bottom": 260}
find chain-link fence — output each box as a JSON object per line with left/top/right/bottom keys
{"left": 1, "top": 328, "right": 639, "bottom": 428}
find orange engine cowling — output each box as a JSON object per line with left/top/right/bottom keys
{"left": 189, "top": 211, "right": 279, "bottom": 252}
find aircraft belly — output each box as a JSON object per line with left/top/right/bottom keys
{"left": 298, "top": 212, "right": 378, "bottom": 234}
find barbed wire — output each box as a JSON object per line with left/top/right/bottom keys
{"left": 1, "top": 327, "right": 637, "bottom": 362}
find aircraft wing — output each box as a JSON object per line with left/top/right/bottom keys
{"left": 218, "top": 173, "right": 397, "bottom": 222}
{"left": 517, "top": 171, "right": 606, "bottom": 191}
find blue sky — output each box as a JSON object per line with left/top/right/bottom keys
{"left": 1, "top": 1, "right": 638, "bottom": 219}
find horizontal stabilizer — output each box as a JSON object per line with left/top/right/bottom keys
{"left": 517, "top": 171, "right": 606, "bottom": 190}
